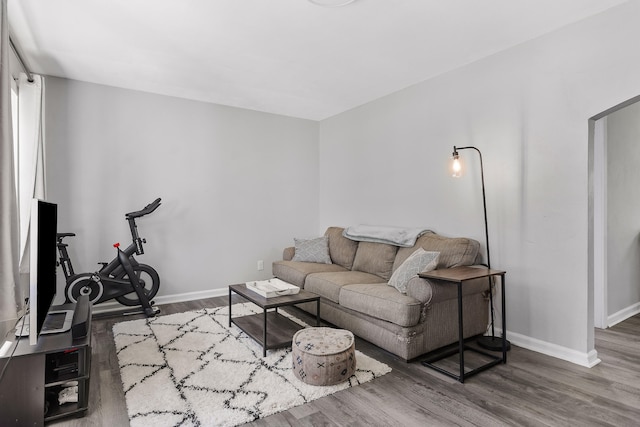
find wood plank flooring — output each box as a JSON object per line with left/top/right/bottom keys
{"left": 50, "top": 297, "right": 640, "bottom": 426}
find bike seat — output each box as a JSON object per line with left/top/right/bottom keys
{"left": 126, "top": 198, "right": 161, "bottom": 219}
{"left": 57, "top": 232, "right": 76, "bottom": 239}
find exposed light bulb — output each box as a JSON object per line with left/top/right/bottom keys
{"left": 452, "top": 155, "right": 462, "bottom": 178}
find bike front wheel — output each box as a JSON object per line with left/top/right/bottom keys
{"left": 116, "top": 264, "right": 160, "bottom": 306}
{"left": 65, "top": 273, "right": 104, "bottom": 304}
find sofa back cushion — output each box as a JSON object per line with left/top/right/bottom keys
{"left": 393, "top": 232, "right": 479, "bottom": 271}
{"left": 324, "top": 227, "right": 359, "bottom": 270}
{"left": 352, "top": 242, "right": 398, "bottom": 280}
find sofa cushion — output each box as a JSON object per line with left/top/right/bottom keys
{"left": 292, "top": 236, "right": 332, "bottom": 264}
{"left": 388, "top": 248, "right": 439, "bottom": 294}
{"left": 393, "top": 232, "right": 479, "bottom": 271}
{"left": 304, "top": 271, "right": 386, "bottom": 303}
{"left": 324, "top": 227, "right": 359, "bottom": 270}
{"left": 352, "top": 242, "right": 398, "bottom": 280}
{"left": 339, "top": 283, "right": 422, "bottom": 327}
{"left": 272, "top": 261, "right": 347, "bottom": 288}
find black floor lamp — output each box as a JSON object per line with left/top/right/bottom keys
{"left": 451, "top": 145, "right": 511, "bottom": 352}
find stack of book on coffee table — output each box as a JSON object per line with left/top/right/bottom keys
{"left": 245, "top": 278, "right": 300, "bottom": 298}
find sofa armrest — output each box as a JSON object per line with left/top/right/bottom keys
{"left": 406, "top": 272, "right": 490, "bottom": 306}
{"left": 283, "top": 246, "right": 295, "bottom": 261}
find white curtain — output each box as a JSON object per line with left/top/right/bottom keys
{"left": 17, "top": 73, "right": 46, "bottom": 302}
{"left": 0, "top": 0, "right": 20, "bottom": 323}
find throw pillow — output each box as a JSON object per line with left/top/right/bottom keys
{"left": 351, "top": 242, "right": 398, "bottom": 281}
{"left": 292, "top": 236, "right": 333, "bottom": 264}
{"left": 388, "top": 248, "right": 439, "bottom": 293}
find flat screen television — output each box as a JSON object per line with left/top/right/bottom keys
{"left": 16, "top": 199, "right": 73, "bottom": 345}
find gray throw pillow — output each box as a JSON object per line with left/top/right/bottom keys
{"left": 292, "top": 236, "right": 332, "bottom": 264}
{"left": 388, "top": 248, "right": 439, "bottom": 293}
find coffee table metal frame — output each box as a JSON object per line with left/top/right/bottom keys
{"left": 228, "top": 283, "right": 320, "bottom": 357}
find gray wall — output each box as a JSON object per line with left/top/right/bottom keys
{"left": 45, "top": 77, "right": 319, "bottom": 303}
{"left": 606, "top": 101, "right": 640, "bottom": 316}
{"left": 318, "top": 1, "right": 640, "bottom": 364}
{"left": 40, "top": 1, "right": 640, "bottom": 365}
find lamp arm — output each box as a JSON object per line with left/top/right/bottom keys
{"left": 453, "top": 146, "right": 490, "bottom": 269}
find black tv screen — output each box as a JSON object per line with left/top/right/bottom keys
{"left": 28, "top": 199, "right": 58, "bottom": 345}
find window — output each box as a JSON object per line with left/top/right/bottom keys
{"left": 11, "top": 77, "right": 18, "bottom": 196}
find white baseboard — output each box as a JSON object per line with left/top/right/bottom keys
{"left": 91, "top": 288, "right": 228, "bottom": 315}
{"left": 607, "top": 301, "right": 640, "bottom": 328}
{"left": 502, "top": 328, "right": 601, "bottom": 368}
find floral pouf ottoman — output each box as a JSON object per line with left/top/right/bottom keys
{"left": 292, "top": 327, "right": 356, "bottom": 386}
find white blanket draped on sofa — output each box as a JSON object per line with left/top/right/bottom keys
{"left": 342, "top": 224, "right": 432, "bottom": 248}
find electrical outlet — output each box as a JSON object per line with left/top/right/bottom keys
{"left": 257, "top": 260, "right": 264, "bottom": 271}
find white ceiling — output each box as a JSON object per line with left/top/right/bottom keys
{"left": 8, "top": 0, "right": 627, "bottom": 121}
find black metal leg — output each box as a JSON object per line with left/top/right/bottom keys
{"left": 228, "top": 288, "right": 232, "bottom": 327}
{"left": 501, "top": 274, "right": 507, "bottom": 363}
{"left": 457, "top": 282, "right": 465, "bottom": 382}
{"left": 316, "top": 299, "right": 320, "bottom": 326}
{"left": 263, "top": 309, "right": 267, "bottom": 357}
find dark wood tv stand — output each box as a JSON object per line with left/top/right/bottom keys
{"left": 0, "top": 302, "right": 92, "bottom": 425}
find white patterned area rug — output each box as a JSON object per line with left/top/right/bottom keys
{"left": 113, "top": 303, "right": 392, "bottom": 427}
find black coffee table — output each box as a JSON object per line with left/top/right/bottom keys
{"left": 228, "top": 283, "right": 321, "bottom": 357}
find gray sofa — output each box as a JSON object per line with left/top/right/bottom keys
{"left": 272, "top": 227, "right": 490, "bottom": 361}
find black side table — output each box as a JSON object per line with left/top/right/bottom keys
{"left": 418, "top": 266, "right": 507, "bottom": 383}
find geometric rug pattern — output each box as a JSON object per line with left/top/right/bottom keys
{"left": 113, "top": 303, "right": 392, "bottom": 427}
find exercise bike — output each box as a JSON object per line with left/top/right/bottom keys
{"left": 57, "top": 198, "right": 162, "bottom": 317}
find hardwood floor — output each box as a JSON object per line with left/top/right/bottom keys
{"left": 50, "top": 298, "right": 640, "bottom": 426}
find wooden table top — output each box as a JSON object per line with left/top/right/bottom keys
{"left": 418, "top": 266, "right": 506, "bottom": 283}
{"left": 229, "top": 283, "right": 320, "bottom": 309}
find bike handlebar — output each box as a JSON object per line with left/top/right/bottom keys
{"left": 125, "top": 198, "right": 162, "bottom": 219}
